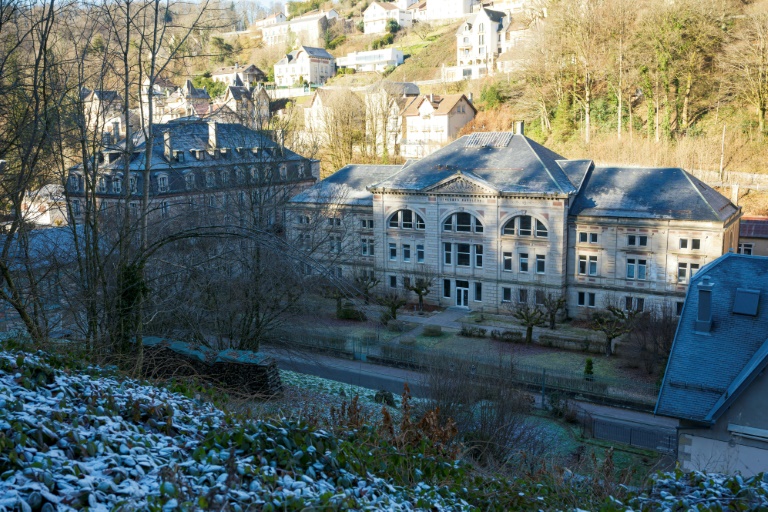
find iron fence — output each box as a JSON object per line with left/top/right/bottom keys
{"left": 590, "top": 417, "right": 677, "bottom": 454}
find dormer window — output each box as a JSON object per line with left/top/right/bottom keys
{"left": 220, "top": 170, "right": 230, "bottom": 185}
{"left": 97, "top": 177, "right": 107, "bottom": 193}
{"left": 205, "top": 171, "right": 215, "bottom": 188}
{"left": 157, "top": 174, "right": 169, "bottom": 193}
{"left": 235, "top": 167, "right": 245, "bottom": 183}
{"left": 113, "top": 177, "right": 122, "bottom": 194}
{"left": 129, "top": 174, "right": 138, "bottom": 194}
{"left": 279, "top": 164, "right": 287, "bottom": 180}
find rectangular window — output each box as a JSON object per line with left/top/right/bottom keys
{"left": 502, "top": 287, "right": 512, "bottom": 302}
{"left": 579, "top": 232, "right": 587, "bottom": 243}
{"left": 444, "top": 242, "right": 452, "bottom": 265}
{"left": 457, "top": 243, "right": 471, "bottom": 266}
{"left": 588, "top": 256, "right": 597, "bottom": 276}
{"left": 628, "top": 234, "right": 648, "bottom": 246}
{"left": 402, "top": 210, "right": 413, "bottom": 229}
{"left": 361, "top": 219, "right": 374, "bottom": 229}
{"left": 389, "top": 243, "right": 397, "bottom": 260}
{"left": 637, "top": 259, "right": 647, "bottom": 280}
{"left": 474, "top": 244, "right": 483, "bottom": 267}
{"left": 590, "top": 233, "right": 598, "bottom": 243}
{"left": 402, "top": 244, "right": 411, "bottom": 262}
{"left": 519, "top": 253, "right": 529, "bottom": 273}
{"left": 690, "top": 263, "right": 700, "bottom": 276}
{"left": 518, "top": 216, "right": 532, "bottom": 236}
{"left": 679, "top": 238, "right": 688, "bottom": 249}
{"left": 417, "top": 244, "right": 424, "bottom": 263}
{"left": 361, "top": 238, "right": 375, "bottom": 256}
{"left": 403, "top": 276, "right": 411, "bottom": 289}
{"left": 535, "top": 290, "right": 545, "bottom": 305}
{"left": 503, "top": 252, "right": 512, "bottom": 271}
{"left": 518, "top": 288, "right": 528, "bottom": 304}
{"left": 329, "top": 235, "right": 341, "bottom": 253}
{"left": 678, "top": 263, "right": 687, "bottom": 282}
{"left": 443, "top": 279, "right": 451, "bottom": 298}
{"left": 627, "top": 259, "right": 636, "bottom": 279}
{"left": 692, "top": 239, "right": 701, "bottom": 250}
{"left": 328, "top": 217, "right": 341, "bottom": 227}
{"left": 625, "top": 296, "right": 633, "bottom": 311}
{"left": 390, "top": 275, "right": 397, "bottom": 288}
{"left": 739, "top": 243, "right": 754, "bottom": 255}
{"left": 536, "top": 254, "right": 546, "bottom": 274}
{"left": 588, "top": 292, "right": 596, "bottom": 307}
{"left": 456, "top": 212, "right": 472, "bottom": 232}
{"left": 676, "top": 301, "right": 684, "bottom": 315}
{"left": 636, "top": 298, "right": 645, "bottom": 312}
{"left": 474, "top": 282, "right": 482, "bottom": 302}
{"left": 578, "top": 255, "right": 587, "bottom": 275}
{"left": 578, "top": 291, "right": 585, "bottom": 306}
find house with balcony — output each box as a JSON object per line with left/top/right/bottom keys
{"left": 261, "top": 9, "right": 338, "bottom": 48}
{"left": 274, "top": 46, "right": 336, "bottom": 87}
{"left": 363, "top": 2, "right": 413, "bottom": 34}
{"left": 286, "top": 127, "right": 740, "bottom": 317}
{"left": 399, "top": 93, "right": 476, "bottom": 158}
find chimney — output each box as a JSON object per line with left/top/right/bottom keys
{"left": 429, "top": 93, "right": 433, "bottom": 103}
{"left": 164, "top": 131, "right": 173, "bottom": 161}
{"left": 514, "top": 120, "right": 525, "bottom": 136}
{"left": 732, "top": 184, "right": 739, "bottom": 206}
{"left": 208, "top": 121, "right": 218, "bottom": 148}
{"left": 695, "top": 276, "right": 714, "bottom": 332}
{"left": 467, "top": 92, "right": 473, "bottom": 104}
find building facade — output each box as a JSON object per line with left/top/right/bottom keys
{"left": 261, "top": 10, "right": 338, "bottom": 48}
{"left": 287, "top": 130, "right": 740, "bottom": 317}
{"left": 211, "top": 64, "right": 266, "bottom": 89}
{"left": 400, "top": 94, "right": 476, "bottom": 158}
{"left": 66, "top": 120, "right": 319, "bottom": 228}
{"left": 274, "top": 46, "right": 336, "bottom": 87}
{"left": 738, "top": 217, "right": 768, "bottom": 256}
{"left": 363, "top": 2, "right": 413, "bottom": 34}
{"left": 337, "top": 48, "right": 405, "bottom": 73}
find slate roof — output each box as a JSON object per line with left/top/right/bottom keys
{"left": 87, "top": 90, "right": 122, "bottom": 102}
{"left": 370, "top": 133, "right": 578, "bottom": 195}
{"left": 401, "top": 94, "right": 474, "bottom": 116}
{"left": 740, "top": 217, "right": 768, "bottom": 239}
{"left": 366, "top": 81, "right": 420, "bottom": 97}
{"left": 570, "top": 166, "right": 739, "bottom": 221}
{"left": 289, "top": 164, "right": 400, "bottom": 206}
{"left": 226, "top": 86, "right": 252, "bottom": 101}
{"left": 212, "top": 64, "right": 264, "bottom": 77}
{"left": 278, "top": 46, "right": 335, "bottom": 65}
{"left": 656, "top": 253, "right": 768, "bottom": 423}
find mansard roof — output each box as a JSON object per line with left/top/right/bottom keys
{"left": 289, "top": 164, "right": 400, "bottom": 206}
{"left": 570, "top": 166, "right": 739, "bottom": 222}
{"left": 369, "top": 133, "right": 579, "bottom": 195}
{"left": 656, "top": 254, "right": 768, "bottom": 424}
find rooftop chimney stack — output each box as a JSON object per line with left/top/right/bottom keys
{"left": 468, "top": 92, "right": 473, "bottom": 104}
{"left": 515, "top": 120, "right": 525, "bottom": 136}
{"left": 695, "top": 276, "right": 714, "bottom": 332}
{"left": 208, "top": 121, "right": 218, "bottom": 149}
{"left": 163, "top": 131, "right": 172, "bottom": 161}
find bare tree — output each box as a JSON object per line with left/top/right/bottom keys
{"left": 591, "top": 304, "right": 639, "bottom": 356}
{"left": 377, "top": 290, "right": 407, "bottom": 321}
{"left": 626, "top": 303, "right": 677, "bottom": 374}
{"left": 540, "top": 290, "right": 566, "bottom": 330}
{"left": 505, "top": 289, "right": 546, "bottom": 344}
{"left": 404, "top": 265, "right": 436, "bottom": 313}
{"left": 353, "top": 267, "right": 380, "bottom": 305}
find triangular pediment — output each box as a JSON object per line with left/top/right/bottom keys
{"left": 423, "top": 173, "right": 497, "bottom": 195}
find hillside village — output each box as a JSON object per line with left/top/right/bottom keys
{"left": 2, "top": 0, "right": 768, "bottom": 509}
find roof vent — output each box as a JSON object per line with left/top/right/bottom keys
{"left": 733, "top": 288, "right": 760, "bottom": 316}
{"left": 695, "top": 276, "right": 714, "bottom": 332}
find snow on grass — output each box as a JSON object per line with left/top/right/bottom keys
{"left": 0, "top": 350, "right": 465, "bottom": 511}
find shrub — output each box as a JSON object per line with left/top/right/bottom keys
{"left": 399, "top": 336, "right": 416, "bottom": 346}
{"left": 422, "top": 325, "right": 442, "bottom": 337}
{"left": 460, "top": 324, "right": 486, "bottom": 338}
{"left": 327, "top": 35, "right": 346, "bottom": 50}
{"left": 380, "top": 311, "right": 392, "bottom": 325}
{"left": 490, "top": 329, "right": 523, "bottom": 343}
{"left": 387, "top": 320, "right": 407, "bottom": 333}
{"left": 337, "top": 307, "right": 366, "bottom": 321}
{"left": 584, "top": 358, "right": 594, "bottom": 381}
{"left": 386, "top": 19, "right": 400, "bottom": 33}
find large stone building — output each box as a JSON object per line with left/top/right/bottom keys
{"left": 286, "top": 130, "right": 740, "bottom": 317}
{"left": 67, "top": 120, "right": 319, "bottom": 228}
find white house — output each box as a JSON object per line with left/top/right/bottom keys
{"left": 337, "top": 48, "right": 404, "bottom": 73}
{"left": 400, "top": 93, "right": 476, "bottom": 158}
{"left": 456, "top": 7, "right": 507, "bottom": 79}
{"left": 252, "top": 12, "right": 286, "bottom": 29}
{"left": 425, "top": 0, "right": 472, "bottom": 21}
{"left": 262, "top": 10, "right": 338, "bottom": 48}
{"left": 363, "top": 2, "right": 413, "bottom": 34}
{"left": 274, "top": 46, "right": 336, "bottom": 87}
{"left": 211, "top": 64, "right": 266, "bottom": 89}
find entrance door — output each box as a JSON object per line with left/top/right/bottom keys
{"left": 456, "top": 280, "right": 469, "bottom": 307}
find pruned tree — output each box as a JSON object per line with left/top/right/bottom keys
{"left": 626, "top": 303, "right": 677, "bottom": 374}
{"left": 404, "top": 266, "right": 435, "bottom": 312}
{"left": 505, "top": 289, "right": 546, "bottom": 344}
{"left": 353, "top": 268, "right": 380, "bottom": 305}
{"left": 591, "top": 305, "right": 639, "bottom": 356}
{"left": 377, "top": 290, "right": 407, "bottom": 321}
{"left": 540, "top": 290, "right": 566, "bottom": 330}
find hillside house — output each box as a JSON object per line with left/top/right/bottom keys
{"left": 337, "top": 48, "right": 405, "bottom": 73}
{"left": 262, "top": 10, "right": 338, "bottom": 48}
{"left": 211, "top": 64, "right": 266, "bottom": 89}
{"left": 363, "top": 2, "right": 413, "bottom": 34}
{"left": 399, "top": 93, "right": 476, "bottom": 158}
{"left": 656, "top": 253, "right": 768, "bottom": 475}
{"left": 425, "top": 0, "right": 472, "bottom": 21}
{"left": 286, "top": 128, "right": 740, "bottom": 317}
{"left": 215, "top": 85, "right": 272, "bottom": 129}
{"left": 274, "top": 46, "right": 336, "bottom": 87}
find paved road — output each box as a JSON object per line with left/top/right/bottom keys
{"left": 265, "top": 345, "right": 679, "bottom": 432}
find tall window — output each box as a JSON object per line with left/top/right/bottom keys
{"left": 361, "top": 238, "right": 374, "bottom": 256}
{"left": 402, "top": 244, "right": 411, "bottom": 262}
{"left": 444, "top": 212, "right": 483, "bottom": 233}
{"left": 474, "top": 282, "right": 482, "bottom": 302}
{"left": 457, "top": 244, "right": 471, "bottom": 266}
{"left": 519, "top": 253, "right": 529, "bottom": 272}
{"left": 206, "top": 171, "right": 215, "bottom": 188}
{"left": 444, "top": 242, "right": 452, "bottom": 264}
{"left": 157, "top": 175, "right": 168, "bottom": 193}
{"left": 161, "top": 201, "right": 169, "bottom": 218}
{"left": 535, "top": 254, "right": 546, "bottom": 274}
{"left": 185, "top": 173, "right": 195, "bottom": 190}
{"left": 389, "top": 209, "right": 425, "bottom": 229}
{"left": 502, "top": 216, "right": 547, "bottom": 238}
{"left": 97, "top": 177, "right": 107, "bottom": 193}
{"left": 130, "top": 175, "right": 138, "bottom": 194}
{"left": 627, "top": 258, "right": 647, "bottom": 280}
{"left": 502, "top": 287, "right": 512, "bottom": 302}
{"left": 113, "top": 178, "right": 122, "bottom": 194}
{"left": 503, "top": 252, "right": 512, "bottom": 271}
{"left": 443, "top": 279, "right": 451, "bottom": 298}
{"left": 417, "top": 244, "right": 424, "bottom": 263}
{"left": 389, "top": 243, "right": 397, "bottom": 260}
{"left": 474, "top": 245, "right": 483, "bottom": 267}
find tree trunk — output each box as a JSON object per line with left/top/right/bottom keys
{"left": 605, "top": 336, "right": 614, "bottom": 356}
{"left": 682, "top": 72, "right": 693, "bottom": 134}
{"left": 525, "top": 325, "right": 533, "bottom": 344}
{"left": 549, "top": 312, "right": 556, "bottom": 330}
{"left": 584, "top": 73, "right": 591, "bottom": 144}
{"left": 759, "top": 104, "right": 766, "bottom": 135}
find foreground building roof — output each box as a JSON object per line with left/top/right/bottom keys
{"left": 656, "top": 253, "right": 768, "bottom": 423}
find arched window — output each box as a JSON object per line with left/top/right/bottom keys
{"left": 388, "top": 209, "right": 425, "bottom": 230}
{"left": 443, "top": 212, "right": 483, "bottom": 233}
{"left": 502, "top": 215, "right": 548, "bottom": 238}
